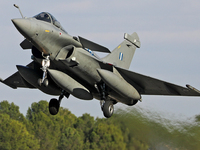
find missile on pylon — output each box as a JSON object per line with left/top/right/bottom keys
{"left": 186, "top": 84, "right": 200, "bottom": 94}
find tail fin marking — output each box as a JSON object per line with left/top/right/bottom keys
{"left": 102, "top": 32, "right": 140, "bottom": 69}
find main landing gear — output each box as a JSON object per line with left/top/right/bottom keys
{"left": 38, "top": 55, "right": 50, "bottom": 87}
{"left": 49, "top": 90, "right": 69, "bottom": 115}
{"left": 98, "top": 83, "right": 116, "bottom": 118}
{"left": 100, "top": 100, "right": 114, "bottom": 118}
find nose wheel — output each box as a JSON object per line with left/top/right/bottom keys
{"left": 38, "top": 78, "right": 49, "bottom": 87}
{"left": 38, "top": 55, "right": 50, "bottom": 87}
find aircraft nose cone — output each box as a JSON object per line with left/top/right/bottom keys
{"left": 12, "top": 18, "right": 31, "bottom": 32}
{"left": 11, "top": 18, "right": 34, "bottom": 39}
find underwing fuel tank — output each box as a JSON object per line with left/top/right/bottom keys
{"left": 97, "top": 69, "right": 141, "bottom": 100}
{"left": 16, "top": 65, "right": 61, "bottom": 95}
{"left": 48, "top": 69, "right": 93, "bottom": 100}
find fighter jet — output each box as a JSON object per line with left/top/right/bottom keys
{"left": 1, "top": 5, "right": 200, "bottom": 118}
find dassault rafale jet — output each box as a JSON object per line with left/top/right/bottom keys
{"left": 1, "top": 5, "right": 200, "bottom": 118}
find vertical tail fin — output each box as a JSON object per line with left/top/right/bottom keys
{"left": 102, "top": 32, "right": 140, "bottom": 69}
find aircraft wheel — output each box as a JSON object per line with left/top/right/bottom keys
{"left": 102, "top": 101, "right": 114, "bottom": 118}
{"left": 49, "top": 98, "right": 60, "bottom": 115}
{"left": 100, "top": 100, "right": 105, "bottom": 111}
{"left": 38, "top": 78, "right": 42, "bottom": 86}
{"left": 43, "top": 78, "right": 49, "bottom": 87}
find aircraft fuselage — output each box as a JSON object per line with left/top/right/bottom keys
{"left": 12, "top": 17, "right": 105, "bottom": 99}
{"left": 9, "top": 12, "right": 142, "bottom": 118}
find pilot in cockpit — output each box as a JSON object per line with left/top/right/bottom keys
{"left": 34, "top": 12, "right": 67, "bottom": 33}
{"left": 34, "top": 12, "right": 51, "bottom": 23}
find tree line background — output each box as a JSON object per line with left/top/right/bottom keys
{"left": 0, "top": 100, "right": 200, "bottom": 150}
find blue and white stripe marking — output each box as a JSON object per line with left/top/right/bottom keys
{"left": 86, "top": 48, "right": 94, "bottom": 56}
{"left": 119, "top": 52, "right": 123, "bottom": 61}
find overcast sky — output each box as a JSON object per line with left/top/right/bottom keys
{"left": 1, "top": 0, "right": 200, "bottom": 120}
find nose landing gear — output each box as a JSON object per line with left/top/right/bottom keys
{"left": 38, "top": 55, "right": 50, "bottom": 87}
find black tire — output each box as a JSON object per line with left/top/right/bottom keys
{"left": 102, "top": 101, "right": 114, "bottom": 118}
{"left": 49, "top": 98, "right": 60, "bottom": 115}
{"left": 43, "top": 78, "right": 49, "bottom": 87}
{"left": 38, "top": 78, "right": 42, "bottom": 86}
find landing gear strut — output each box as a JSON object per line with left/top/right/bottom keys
{"left": 97, "top": 83, "right": 115, "bottom": 118}
{"left": 38, "top": 55, "right": 50, "bottom": 87}
{"left": 49, "top": 90, "right": 68, "bottom": 115}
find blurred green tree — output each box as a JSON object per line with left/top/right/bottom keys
{"left": 58, "top": 127, "right": 83, "bottom": 150}
{"left": 26, "top": 100, "right": 78, "bottom": 150}
{"left": 0, "top": 100, "right": 26, "bottom": 123}
{"left": 0, "top": 113, "right": 40, "bottom": 150}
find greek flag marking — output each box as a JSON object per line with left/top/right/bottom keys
{"left": 86, "top": 48, "right": 94, "bottom": 56}
{"left": 119, "top": 52, "right": 123, "bottom": 61}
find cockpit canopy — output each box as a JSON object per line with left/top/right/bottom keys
{"left": 33, "top": 12, "right": 67, "bottom": 33}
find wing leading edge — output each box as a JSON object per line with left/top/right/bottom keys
{"left": 116, "top": 67, "right": 200, "bottom": 96}
{"left": 78, "top": 36, "right": 111, "bottom": 53}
